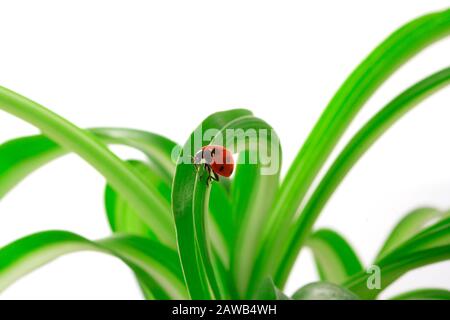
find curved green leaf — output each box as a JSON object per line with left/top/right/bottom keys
{"left": 0, "top": 230, "right": 188, "bottom": 299}
{"left": 207, "top": 184, "right": 233, "bottom": 297}
{"left": 276, "top": 66, "right": 450, "bottom": 286}
{"left": 0, "top": 131, "right": 175, "bottom": 245}
{"left": 207, "top": 114, "right": 281, "bottom": 299}
{"left": 0, "top": 135, "right": 64, "bottom": 199}
{"left": 105, "top": 158, "right": 235, "bottom": 297}
{"left": 390, "top": 288, "right": 450, "bottom": 300}
{"left": 306, "top": 229, "right": 363, "bottom": 284}
{"left": 344, "top": 217, "right": 450, "bottom": 299}
{"left": 292, "top": 282, "right": 358, "bottom": 300}
{"left": 265, "top": 9, "right": 450, "bottom": 286}
{"left": 0, "top": 128, "right": 234, "bottom": 297}
{"left": 172, "top": 109, "right": 281, "bottom": 299}
{"left": 377, "top": 207, "right": 450, "bottom": 260}
{"left": 105, "top": 160, "right": 234, "bottom": 296}
{"left": 90, "top": 127, "right": 177, "bottom": 183}
{"left": 0, "top": 128, "right": 176, "bottom": 199}
{"left": 105, "top": 160, "right": 171, "bottom": 240}
{"left": 0, "top": 86, "right": 175, "bottom": 246}
{"left": 387, "top": 215, "right": 450, "bottom": 254}
{"left": 172, "top": 109, "right": 251, "bottom": 299}
{"left": 104, "top": 160, "right": 174, "bottom": 298}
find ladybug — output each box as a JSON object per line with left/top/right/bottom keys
{"left": 193, "top": 145, "right": 234, "bottom": 185}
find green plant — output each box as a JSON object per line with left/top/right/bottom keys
{"left": 1, "top": 9, "right": 450, "bottom": 300}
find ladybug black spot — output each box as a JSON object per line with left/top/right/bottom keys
{"left": 219, "top": 165, "right": 225, "bottom": 172}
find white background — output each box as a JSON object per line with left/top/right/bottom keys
{"left": 1, "top": 0, "right": 450, "bottom": 299}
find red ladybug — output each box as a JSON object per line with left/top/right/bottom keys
{"left": 193, "top": 145, "right": 234, "bottom": 185}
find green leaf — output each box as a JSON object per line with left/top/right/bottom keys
{"left": 0, "top": 128, "right": 177, "bottom": 200}
{"left": 267, "top": 9, "right": 450, "bottom": 287}
{"left": 292, "top": 282, "right": 359, "bottom": 300}
{"left": 0, "top": 128, "right": 235, "bottom": 298}
{"left": 0, "top": 135, "right": 64, "bottom": 199}
{"left": 172, "top": 109, "right": 281, "bottom": 299}
{"left": 276, "top": 66, "right": 450, "bottom": 286}
{"left": 0, "top": 128, "right": 176, "bottom": 247}
{"left": 344, "top": 217, "right": 450, "bottom": 299}
{"left": 306, "top": 229, "right": 363, "bottom": 284}
{"left": 103, "top": 159, "right": 178, "bottom": 298}
{"left": 172, "top": 109, "right": 251, "bottom": 299}
{"left": 386, "top": 215, "right": 450, "bottom": 254}
{"left": 230, "top": 152, "right": 281, "bottom": 297}
{"left": 90, "top": 127, "right": 177, "bottom": 183}
{"left": 377, "top": 207, "right": 450, "bottom": 260}
{"left": 0, "top": 129, "right": 180, "bottom": 299}
{"left": 207, "top": 184, "right": 234, "bottom": 298}
{"left": 0, "top": 87, "right": 176, "bottom": 246}
{"left": 105, "top": 160, "right": 171, "bottom": 240}
{"left": 0, "top": 230, "right": 188, "bottom": 299}
{"left": 253, "top": 278, "right": 289, "bottom": 300}
{"left": 390, "top": 288, "right": 450, "bottom": 300}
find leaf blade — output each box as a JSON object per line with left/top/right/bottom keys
{"left": 306, "top": 229, "right": 363, "bottom": 284}
{"left": 0, "top": 88, "right": 175, "bottom": 244}
{"left": 377, "top": 207, "right": 449, "bottom": 260}
{"left": 344, "top": 217, "right": 450, "bottom": 299}
{"left": 265, "top": 9, "right": 450, "bottom": 287}
{"left": 276, "top": 66, "right": 450, "bottom": 285}
{"left": 390, "top": 288, "right": 450, "bottom": 300}
{"left": 0, "top": 230, "right": 187, "bottom": 299}
{"left": 0, "top": 128, "right": 176, "bottom": 247}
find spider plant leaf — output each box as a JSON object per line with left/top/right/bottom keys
{"left": 105, "top": 160, "right": 171, "bottom": 240}
{"left": 206, "top": 184, "right": 234, "bottom": 298}
{"left": 344, "top": 217, "right": 450, "bottom": 299}
{"left": 0, "top": 129, "right": 175, "bottom": 248}
{"left": 0, "top": 128, "right": 177, "bottom": 247}
{"left": 231, "top": 151, "right": 259, "bottom": 228}
{"left": 0, "top": 129, "right": 233, "bottom": 297}
{"left": 104, "top": 158, "right": 233, "bottom": 297}
{"left": 386, "top": 215, "right": 450, "bottom": 254}
{"left": 276, "top": 66, "right": 450, "bottom": 286}
{"left": 205, "top": 113, "right": 281, "bottom": 299}
{"left": 0, "top": 134, "right": 64, "bottom": 199}
{"left": 377, "top": 207, "right": 450, "bottom": 260}
{"left": 0, "top": 128, "right": 180, "bottom": 299}
{"left": 346, "top": 245, "right": 450, "bottom": 299}
{"left": 253, "top": 278, "right": 289, "bottom": 300}
{"left": 267, "top": 9, "right": 450, "bottom": 286}
{"left": 291, "top": 282, "right": 358, "bottom": 300}
{"left": 90, "top": 127, "right": 177, "bottom": 183}
{"left": 306, "top": 229, "right": 363, "bottom": 284}
{"left": 0, "top": 128, "right": 177, "bottom": 199}
{"left": 231, "top": 151, "right": 281, "bottom": 297}
{"left": 105, "top": 160, "right": 233, "bottom": 296}
{"left": 172, "top": 108, "right": 251, "bottom": 299}
{"left": 389, "top": 288, "right": 450, "bottom": 300}
{"left": 0, "top": 87, "right": 174, "bottom": 245}
{"left": 0, "top": 230, "right": 188, "bottom": 299}
{"left": 208, "top": 183, "right": 233, "bottom": 261}
{"left": 172, "top": 109, "right": 281, "bottom": 299}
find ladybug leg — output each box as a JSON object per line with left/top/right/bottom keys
{"left": 204, "top": 164, "right": 212, "bottom": 186}
{"left": 191, "top": 156, "right": 200, "bottom": 173}
{"left": 210, "top": 170, "right": 219, "bottom": 182}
